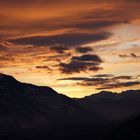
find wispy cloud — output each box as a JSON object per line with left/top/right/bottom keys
{"left": 119, "top": 53, "right": 140, "bottom": 59}
{"left": 59, "top": 75, "right": 140, "bottom": 90}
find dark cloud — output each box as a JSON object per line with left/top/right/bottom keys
{"left": 89, "top": 66, "right": 103, "bottom": 71}
{"left": 119, "top": 54, "right": 128, "bottom": 58}
{"left": 119, "top": 53, "right": 140, "bottom": 59}
{"left": 75, "top": 46, "right": 93, "bottom": 54}
{"left": 0, "top": 44, "right": 8, "bottom": 51}
{"left": 0, "top": 0, "right": 139, "bottom": 7}
{"left": 125, "top": 0, "right": 140, "bottom": 2}
{"left": 112, "top": 76, "right": 132, "bottom": 80}
{"left": 58, "top": 74, "right": 139, "bottom": 89}
{"left": 58, "top": 77, "right": 91, "bottom": 81}
{"left": 43, "top": 19, "right": 126, "bottom": 32}
{"left": 59, "top": 75, "right": 134, "bottom": 82}
{"left": 97, "top": 81, "right": 140, "bottom": 90}
{"left": 131, "top": 53, "right": 138, "bottom": 58}
{"left": 60, "top": 76, "right": 109, "bottom": 86}
{"left": 36, "top": 65, "right": 52, "bottom": 71}
{"left": 61, "top": 19, "right": 122, "bottom": 30}
{"left": 59, "top": 61, "right": 102, "bottom": 74}
{"left": 68, "top": 20, "right": 123, "bottom": 30}
{"left": 59, "top": 77, "right": 106, "bottom": 82}
{"left": 0, "top": 0, "right": 139, "bottom": 41}
{"left": 50, "top": 45, "right": 69, "bottom": 53}
{"left": 0, "top": 56, "right": 14, "bottom": 61}
{"left": 59, "top": 54, "right": 103, "bottom": 74}
{"left": 0, "top": 0, "right": 62, "bottom": 6}
{"left": 72, "top": 54, "right": 103, "bottom": 63}
{"left": 92, "top": 74, "right": 114, "bottom": 78}
{"left": 0, "top": 12, "right": 133, "bottom": 41}
{"left": 47, "top": 53, "right": 71, "bottom": 61}
{"left": 0, "top": 14, "right": 130, "bottom": 40}
{"left": 0, "top": 33, "right": 13, "bottom": 39}
{"left": 8, "top": 32, "right": 111, "bottom": 47}
{"left": 59, "top": 61, "right": 103, "bottom": 74}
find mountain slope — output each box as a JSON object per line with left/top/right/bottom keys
{"left": 76, "top": 90, "right": 140, "bottom": 121}
{"left": 0, "top": 73, "right": 104, "bottom": 139}
{"left": 108, "top": 114, "right": 140, "bottom": 140}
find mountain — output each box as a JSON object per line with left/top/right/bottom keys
{"left": 0, "top": 73, "right": 104, "bottom": 140}
{"left": 108, "top": 114, "right": 140, "bottom": 140}
{"left": 0, "top": 73, "right": 140, "bottom": 140}
{"left": 75, "top": 90, "right": 140, "bottom": 121}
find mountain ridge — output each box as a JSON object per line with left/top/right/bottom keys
{"left": 76, "top": 90, "right": 140, "bottom": 121}
{"left": 78, "top": 90, "right": 140, "bottom": 100}
{"left": 0, "top": 73, "right": 104, "bottom": 135}
{"left": 0, "top": 73, "right": 140, "bottom": 139}
{"left": 1, "top": 73, "right": 140, "bottom": 98}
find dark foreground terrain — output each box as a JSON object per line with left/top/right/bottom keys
{"left": 0, "top": 73, "right": 140, "bottom": 140}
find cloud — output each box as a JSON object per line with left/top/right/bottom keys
{"left": 59, "top": 61, "right": 102, "bottom": 74}
{"left": 119, "top": 53, "right": 140, "bottom": 59}
{"left": 88, "top": 66, "right": 103, "bottom": 71}
{"left": 60, "top": 76, "right": 109, "bottom": 86}
{"left": 50, "top": 44, "right": 69, "bottom": 53}
{"left": 0, "top": 44, "right": 8, "bottom": 51}
{"left": 63, "top": 20, "right": 122, "bottom": 31}
{"left": 97, "top": 81, "right": 140, "bottom": 90}
{"left": 59, "top": 77, "right": 106, "bottom": 82}
{"left": 0, "top": 0, "right": 139, "bottom": 40}
{"left": 72, "top": 54, "right": 103, "bottom": 63}
{"left": 112, "top": 76, "right": 132, "bottom": 80}
{"left": 36, "top": 65, "right": 52, "bottom": 71}
{"left": 59, "top": 54, "right": 103, "bottom": 74}
{"left": 58, "top": 74, "right": 139, "bottom": 89}
{"left": 119, "top": 54, "right": 129, "bottom": 58}
{"left": 47, "top": 53, "right": 71, "bottom": 61}
{"left": 92, "top": 74, "right": 114, "bottom": 78}
{"left": 58, "top": 77, "right": 91, "bottom": 81}
{"left": 75, "top": 46, "right": 93, "bottom": 54}
{"left": 8, "top": 32, "right": 111, "bottom": 47}
{"left": 0, "top": 55, "right": 14, "bottom": 61}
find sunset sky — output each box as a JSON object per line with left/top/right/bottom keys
{"left": 0, "top": 0, "right": 140, "bottom": 97}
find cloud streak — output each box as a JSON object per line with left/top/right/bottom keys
{"left": 59, "top": 75, "right": 140, "bottom": 90}
{"left": 97, "top": 82, "right": 140, "bottom": 90}
{"left": 9, "top": 32, "right": 111, "bottom": 47}
{"left": 119, "top": 53, "right": 140, "bottom": 59}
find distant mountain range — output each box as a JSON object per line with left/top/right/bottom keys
{"left": 0, "top": 73, "right": 140, "bottom": 140}
{"left": 75, "top": 90, "right": 140, "bottom": 121}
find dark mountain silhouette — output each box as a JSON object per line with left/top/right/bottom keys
{"left": 108, "top": 114, "right": 140, "bottom": 140}
{"left": 0, "top": 73, "right": 140, "bottom": 140}
{"left": 0, "top": 73, "right": 104, "bottom": 140}
{"left": 75, "top": 90, "right": 140, "bottom": 121}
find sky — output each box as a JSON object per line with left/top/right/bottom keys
{"left": 0, "top": 0, "right": 140, "bottom": 97}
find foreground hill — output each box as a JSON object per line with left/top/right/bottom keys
{"left": 108, "top": 114, "right": 140, "bottom": 140}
